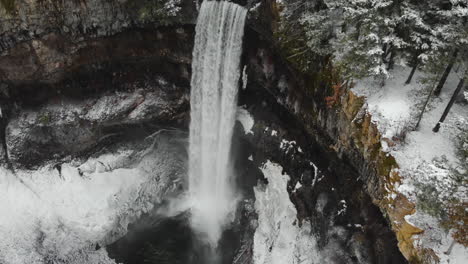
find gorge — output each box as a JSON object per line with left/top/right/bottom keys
{"left": 1, "top": 0, "right": 466, "bottom": 264}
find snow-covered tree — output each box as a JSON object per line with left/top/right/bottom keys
{"left": 275, "top": 0, "right": 327, "bottom": 72}
{"left": 399, "top": 1, "right": 437, "bottom": 83}
{"left": 300, "top": 9, "right": 335, "bottom": 56}
{"left": 431, "top": 0, "right": 468, "bottom": 95}
{"left": 326, "top": 0, "right": 406, "bottom": 83}
{"left": 132, "top": 0, "right": 182, "bottom": 23}
{"left": 276, "top": 0, "right": 467, "bottom": 88}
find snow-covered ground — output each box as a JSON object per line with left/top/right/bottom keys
{"left": 353, "top": 65, "right": 468, "bottom": 263}
{"left": 0, "top": 134, "right": 185, "bottom": 264}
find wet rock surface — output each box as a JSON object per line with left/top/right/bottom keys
{"left": 234, "top": 101, "right": 406, "bottom": 263}
{"left": 238, "top": 24, "right": 407, "bottom": 263}
{"left": 0, "top": 26, "right": 194, "bottom": 101}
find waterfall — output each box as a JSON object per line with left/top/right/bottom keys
{"left": 188, "top": 0, "right": 247, "bottom": 247}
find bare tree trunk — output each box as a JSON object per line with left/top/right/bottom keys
{"left": 387, "top": 50, "right": 396, "bottom": 70}
{"left": 433, "top": 77, "right": 465, "bottom": 132}
{"left": 405, "top": 57, "right": 419, "bottom": 84}
{"left": 414, "top": 72, "right": 440, "bottom": 130}
{"left": 444, "top": 240, "right": 456, "bottom": 255}
{"left": 382, "top": 43, "right": 389, "bottom": 63}
{"left": 433, "top": 49, "right": 459, "bottom": 96}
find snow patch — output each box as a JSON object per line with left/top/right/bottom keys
{"left": 279, "top": 139, "right": 297, "bottom": 153}
{"left": 242, "top": 66, "right": 248, "bottom": 90}
{"left": 237, "top": 107, "right": 254, "bottom": 135}
{"left": 337, "top": 200, "right": 347, "bottom": 216}
{"left": 253, "top": 161, "right": 320, "bottom": 264}
{"left": 293, "top": 182, "right": 302, "bottom": 192}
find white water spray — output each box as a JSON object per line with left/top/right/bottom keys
{"left": 188, "top": 0, "right": 247, "bottom": 247}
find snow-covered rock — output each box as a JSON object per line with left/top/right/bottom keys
{"left": 253, "top": 161, "right": 320, "bottom": 264}
{"left": 0, "top": 131, "right": 186, "bottom": 264}
{"left": 5, "top": 85, "right": 188, "bottom": 167}
{"left": 237, "top": 106, "right": 255, "bottom": 135}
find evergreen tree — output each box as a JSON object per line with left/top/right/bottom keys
{"left": 276, "top": 0, "right": 327, "bottom": 72}
{"left": 278, "top": 0, "right": 467, "bottom": 88}
{"left": 399, "top": 1, "right": 435, "bottom": 84}
{"left": 424, "top": 0, "right": 468, "bottom": 95}
{"left": 327, "top": 0, "right": 405, "bottom": 83}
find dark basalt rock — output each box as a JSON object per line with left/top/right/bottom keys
{"left": 1, "top": 26, "right": 194, "bottom": 168}
{"left": 0, "top": 0, "right": 198, "bottom": 54}
{"left": 5, "top": 79, "right": 190, "bottom": 168}
{"left": 0, "top": 26, "right": 194, "bottom": 100}
{"left": 236, "top": 20, "right": 407, "bottom": 263}
{"left": 233, "top": 99, "right": 406, "bottom": 263}
{"left": 0, "top": 1, "right": 198, "bottom": 168}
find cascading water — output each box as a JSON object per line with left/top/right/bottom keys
{"left": 188, "top": 0, "right": 247, "bottom": 248}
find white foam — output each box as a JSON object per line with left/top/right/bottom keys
{"left": 188, "top": 0, "right": 248, "bottom": 247}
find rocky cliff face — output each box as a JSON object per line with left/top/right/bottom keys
{"left": 242, "top": 2, "right": 427, "bottom": 262}
{"left": 0, "top": 0, "right": 414, "bottom": 263}
{"left": 0, "top": 0, "right": 196, "bottom": 54}
{"left": 0, "top": 0, "right": 196, "bottom": 168}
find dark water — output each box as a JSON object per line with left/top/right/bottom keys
{"left": 107, "top": 214, "right": 194, "bottom": 264}
{"left": 106, "top": 211, "right": 248, "bottom": 264}
{"left": 106, "top": 123, "right": 260, "bottom": 264}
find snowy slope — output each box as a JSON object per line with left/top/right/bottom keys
{"left": 353, "top": 65, "right": 468, "bottom": 263}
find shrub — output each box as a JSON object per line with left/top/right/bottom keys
{"left": 443, "top": 201, "right": 467, "bottom": 247}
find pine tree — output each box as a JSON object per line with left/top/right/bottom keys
{"left": 433, "top": 69, "right": 467, "bottom": 132}
{"left": 300, "top": 9, "right": 335, "bottom": 56}
{"left": 426, "top": 0, "right": 468, "bottom": 95}
{"left": 434, "top": 48, "right": 459, "bottom": 96}
{"left": 276, "top": 0, "right": 326, "bottom": 72}
{"left": 329, "top": 0, "right": 405, "bottom": 83}
{"left": 400, "top": 1, "right": 435, "bottom": 84}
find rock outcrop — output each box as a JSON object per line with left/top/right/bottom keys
{"left": 6, "top": 79, "right": 189, "bottom": 166}
{"left": 0, "top": 0, "right": 196, "bottom": 54}
{"left": 1, "top": 1, "right": 195, "bottom": 167}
